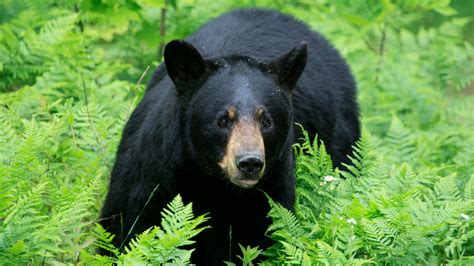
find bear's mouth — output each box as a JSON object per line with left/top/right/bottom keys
{"left": 230, "top": 172, "right": 263, "bottom": 189}
{"left": 234, "top": 179, "right": 259, "bottom": 188}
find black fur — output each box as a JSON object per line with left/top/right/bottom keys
{"left": 100, "top": 8, "right": 359, "bottom": 265}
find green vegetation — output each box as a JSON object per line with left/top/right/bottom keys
{"left": 0, "top": 0, "right": 472, "bottom": 264}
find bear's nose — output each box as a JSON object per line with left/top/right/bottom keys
{"left": 236, "top": 154, "right": 264, "bottom": 176}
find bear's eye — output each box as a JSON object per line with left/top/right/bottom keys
{"left": 261, "top": 114, "right": 272, "bottom": 129}
{"left": 218, "top": 115, "right": 230, "bottom": 128}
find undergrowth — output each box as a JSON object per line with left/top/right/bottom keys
{"left": 0, "top": 0, "right": 472, "bottom": 264}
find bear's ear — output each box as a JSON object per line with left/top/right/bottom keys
{"left": 268, "top": 41, "right": 308, "bottom": 90}
{"left": 164, "top": 40, "right": 208, "bottom": 92}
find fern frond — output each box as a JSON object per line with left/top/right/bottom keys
{"left": 266, "top": 197, "right": 305, "bottom": 242}
{"left": 38, "top": 14, "right": 77, "bottom": 45}
{"left": 116, "top": 195, "right": 209, "bottom": 264}
{"left": 315, "top": 240, "right": 347, "bottom": 265}
{"left": 341, "top": 129, "right": 377, "bottom": 180}
{"left": 280, "top": 241, "right": 312, "bottom": 266}
{"left": 92, "top": 224, "right": 119, "bottom": 257}
{"left": 434, "top": 174, "right": 462, "bottom": 202}
{"left": 384, "top": 116, "right": 416, "bottom": 164}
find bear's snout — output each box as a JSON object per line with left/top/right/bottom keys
{"left": 236, "top": 153, "right": 264, "bottom": 176}
{"left": 218, "top": 118, "right": 265, "bottom": 188}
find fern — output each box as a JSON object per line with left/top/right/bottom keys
{"left": 340, "top": 129, "right": 378, "bottom": 180}
{"left": 266, "top": 197, "right": 306, "bottom": 243}
{"left": 383, "top": 116, "right": 416, "bottom": 164}
{"left": 280, "top": 241, "right": 312, "bottom": 265}
{"left": 265, "top": 129, "right": 473, "bottom": 264}
{"left": 0, "top": 183, "right": 48, "bottom": 263}
{"left": 92, "top": 195, "right": 209, "bottom": 265}
{"left": 0, "top": 0, "right": 473, "bottom": 264}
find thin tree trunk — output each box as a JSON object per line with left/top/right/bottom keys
{"left": 158, "top": 0, "right": 168, "bottom": 59}
{"left": 374, "top": 23, "right": 387, "bottom": 84}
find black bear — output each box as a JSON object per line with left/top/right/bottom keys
{"left": 100, "top": 8, "right": 359, "bottom": 265}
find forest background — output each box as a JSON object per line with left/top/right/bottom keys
{"left": 0, "top": 0, "right": 473, "bottom": 264}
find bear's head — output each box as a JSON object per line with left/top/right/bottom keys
{"left": 164, "top": 40, "right": 307, "bottom": 189}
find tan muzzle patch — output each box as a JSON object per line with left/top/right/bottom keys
{"left": 219, "top": 119, "right": 265, "bottom": 188}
